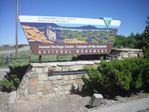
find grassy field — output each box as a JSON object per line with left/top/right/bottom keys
{"left": 0, "top": 47, "right": 14, "bottom": 51}
{"left": 0, "top": 45, "right": 103, "bottom": 67}
{"left": 30, "top": 54, "right": 73, "bottom": 62}
{"left": 0, "top": 45, "right": 74, "bottom": 67}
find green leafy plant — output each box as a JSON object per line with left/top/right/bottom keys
{"left": 83, "top": 58, "right": 149, "bottom": 98}
{"left": 0, "top": 74, "right": 20, "bottom": 92}
{"left": 0, "top": 61, "right": 29, "bottom": 92}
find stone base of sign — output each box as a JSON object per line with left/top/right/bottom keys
{"left": 16, "top": 61, "right": 100, "bottom": 101}
{"left": 15, "top": 48, "right": 143, "bottom": 101}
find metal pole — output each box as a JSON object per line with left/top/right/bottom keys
{"left": 29, "top": 56, "right": 31, "bottom": 64}
{"left": 57, "top": 55, "right": 58, "bottom": 61}
{"left": 15, "top": 0, "right": 18, "bottom": 58}
{"left": 39, "top": 55, "right": 42, "bottom": 63}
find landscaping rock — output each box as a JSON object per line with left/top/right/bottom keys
{"left": 89, "top": 94, "right": 104, "bottom": 107}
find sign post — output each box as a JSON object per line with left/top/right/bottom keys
{"left": 39, "top": 55, "right": 42, "bottom": 63}
{"left": 15, "top": 0, "right": 18, "bottom": 58}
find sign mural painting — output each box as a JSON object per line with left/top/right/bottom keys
{"left": 19, "top": 16, "right": 121, "bottom": 55}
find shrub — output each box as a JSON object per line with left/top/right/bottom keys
{"left": 83, "top": 58, "right": 149, "bottom": 98}
{"left": 0, "top": 60, "right": 29, "bottom": 92}
{"left": 0, "top": 74, "right": 20, "bottom": 91}
{"left": 83, "top": 67, "right": 102, "bottom": 94}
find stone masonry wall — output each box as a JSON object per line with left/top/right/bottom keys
{"left": 111, "top": 48, "right": 143, "bottom": 59}
{"left": 16, "top": 48, "right": 143, "bottom": 101}
{"left": 16, "top": 61, "right": 100, "bottom": 101}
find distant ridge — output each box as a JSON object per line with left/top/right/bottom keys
{"left": 22, "top": 23, "right": 117, "bottom": 31}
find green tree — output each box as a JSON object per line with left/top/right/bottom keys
{"left": 114, "top": 35, "right": 128, "bottom": 48}
{"left": 136, "top": 16, "right": 149, "bottom": 58}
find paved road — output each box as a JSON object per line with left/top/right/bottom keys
{"left": 0, "top": 46, "right": 30, "bottom": 55}
{"left": 137, "top": 108, "right": 149, "bottom": 112}
{"left": 91, "top": 97, "right": 149, "bottom": 112}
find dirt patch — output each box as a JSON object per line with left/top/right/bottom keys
{"left": 9, "top": 94, "right": 89, "bottom": 112}
{"left": 0, "top": 92, "right": 149, "bottom": 112}
{"left": 0, "top": 92, "right": 9, "bottom": 112}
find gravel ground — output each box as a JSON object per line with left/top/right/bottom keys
{"left": 0, "top": 92, "right": 149, "bottom": 112}
{"left": 0, "top": 92, "right": 9, "bottom": 112}
{"left": 91, "top": 97, "right": 149, "bottom": 112}
{"left": 89, "top": 92, "right": 149, "bottom": 111}
{"left": 137, "top": 108, "right": 149, "bottom": 112}
{"left": 9, "top": 94, "right": 89, "bottom": 112}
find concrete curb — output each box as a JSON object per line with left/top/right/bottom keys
{"left": 91, "top": 97, "right": 149, "bottom": 112}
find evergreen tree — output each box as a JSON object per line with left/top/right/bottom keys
{"left": 136, "top": 16, "right": 149, "bottom": 58}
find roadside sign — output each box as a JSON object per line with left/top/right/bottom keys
{"left": 19, "top": 16, "right": 121, "bottom": 55}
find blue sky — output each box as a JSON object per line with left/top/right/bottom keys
{"left": 0, "top": 0, "right": 149, "bottom": 45}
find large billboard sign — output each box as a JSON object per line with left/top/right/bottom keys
{"left": 19, "top": 16, "right": 121, "bottom": 55}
